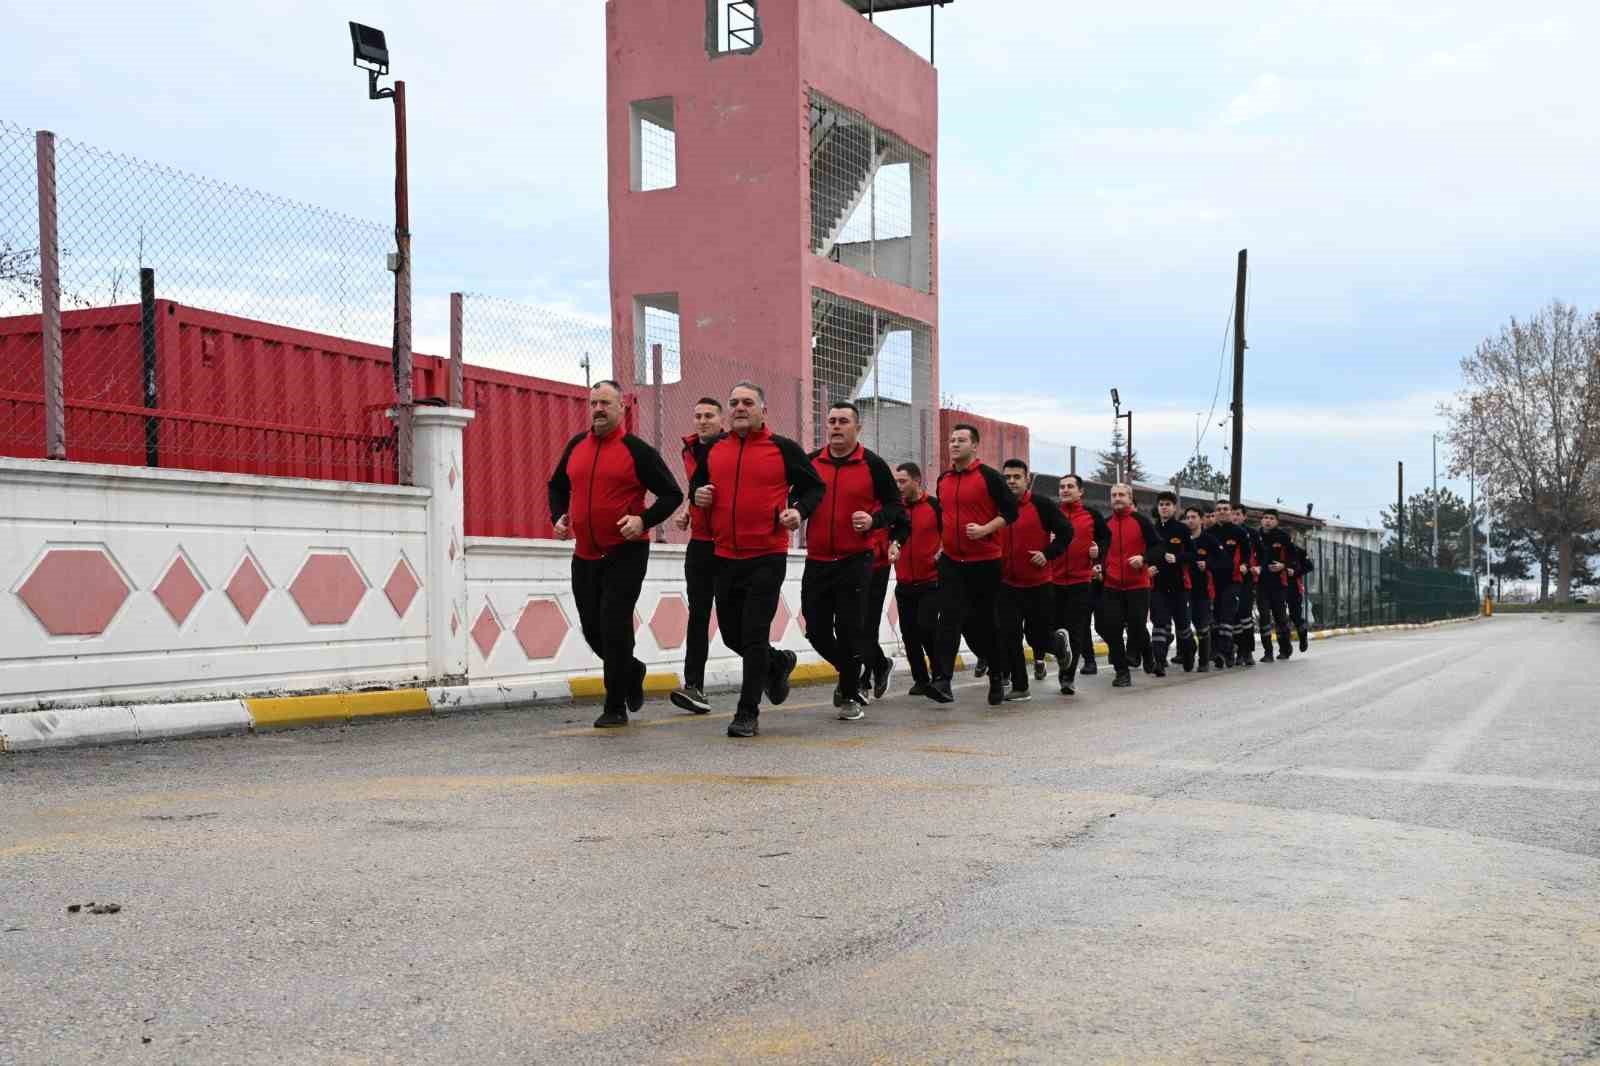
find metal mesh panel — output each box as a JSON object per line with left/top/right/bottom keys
{"left": 638, "top": 116, "right": 676, "bottom": 192}
{"left": 808, "top": 92, "right": 931, "bottom": 294}
{"left": 1305, "top": 540, "right": 1477, "bottom": 627}
{"left": 811, "top": 287, "right": 930, "bottom": 470}
{"left": 1, "top": 121, "right": 396, "bottom": 480}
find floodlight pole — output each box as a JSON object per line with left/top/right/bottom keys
{"left": 392, "top": 78, "right": 413, "bottom": 485}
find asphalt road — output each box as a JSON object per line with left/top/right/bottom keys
{"left": 3, "top": 614, "right": 1598, "bottom": 1065}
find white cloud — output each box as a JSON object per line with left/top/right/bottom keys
{"left": 1222, "top": 74, "right": 1288, "bottom": 126}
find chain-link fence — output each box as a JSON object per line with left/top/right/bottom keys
{"left": 1305, "top": 541, "right": 1477, "bottom": 627}
{"left": 1, "top": 120, "right": 398, "bottom": 480}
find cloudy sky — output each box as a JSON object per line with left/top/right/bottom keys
{"left": 4, "top": 1, "right": 1595, "bottom": 529}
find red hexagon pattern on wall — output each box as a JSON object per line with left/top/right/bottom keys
{"left": 153, "top": 554, "right": 206, "bottom": 626}
{"left": 515, "top": 598, "right": 569, "bottom": 660}
{"left": 650, "top": 594, "right": 689, "bottom": 649}
{"left": 16, "top": 548, "right": 131, "bottom": 636}
{"left": 288, "top": 552, "right": 368, "bottom": 625}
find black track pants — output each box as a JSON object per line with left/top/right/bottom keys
{"left": 715, "top": 553, "right": 789, "bottom": 717}
{"left": 571, "top": 540, "right": 650, "bottom": 712}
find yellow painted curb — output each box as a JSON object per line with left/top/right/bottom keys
{"left": 790, "top": 662, "right": 840, "bottom": 684}
{"left": 569, "top": 671, "right": 682, "bottom": 699}
{"left": 247, "top": 688, "right": 430, "bottom": 729}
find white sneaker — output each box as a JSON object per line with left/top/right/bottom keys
{"left": 837, "top": 701, "right": 865, "bottom": 721}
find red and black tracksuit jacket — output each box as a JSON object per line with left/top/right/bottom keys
{"left": 1148, "top": 516, "right": 1191, "bottom": 595}
{"left": 893, "top": 494, "right": 942, "bottom": 585}
{"left": 804, "top": 444, "right": 904, "bottom": 563}
{"left": 1101, "top": 509, "right": 1161, "bottom": 591}
{"left": 1213, "top": 521, "right": 1250, "bottom": 586}
{"left": 548, "top": 426, "right": 684, "bottom": 561}
{"left": 679, "top": 432, "right": 724, "bottom": 543}
{"left": 688, "top": 425, "right": 825, "bottom": 560}
{"left": 935, "top": 462, "right": 1019, "bottom": 563}
{"left": 1002, "top": 492, "right": 1074, "bottom": 588}
{"left": 1186, "top": 530, "right": 1226, "bottom": 593}
{"left": 1052, "top": 501, "right": 1111, "bottom": 586}
{"left": 1259, "top": 527, "right": 1296, "bottom": 586}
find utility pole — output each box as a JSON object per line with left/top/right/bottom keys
{"left": 1228, "top": 249, "right": 1247, "bottom": 504}
{"left": 1431, "top": 433, "right": 1439, "bottom": 566}
{"left": 1468, "top": 445, "right": 1475, "bottom": 582}
{"left": 1397, "top": 461, "right": 1405, "bottom": 561}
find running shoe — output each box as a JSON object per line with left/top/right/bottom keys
{"left": 593, "top": 709, "right": 629, "bottom": 729}
{"left": 987, "top": 676, "right": 1006, "bottom": 706}
{"left": 766, "top": 650, "right": 798, "bottom": 705}
{"left": 927, "top": 679, "right": 955, "bottom": 704}
{"left": 837, "top": 700, "right": 865, "bottom": 721}
{"left": 907, "top": 681, "right": 932, "bottom": 698}
{"left": 1112, "top": 670, "right": 1132, "bottom": 688}
{"left": 726, "top": 714, "right": 759, "bottom": 738}
{"left": 1004, "top": 686, "right": 1032, "bottom": 703}
{"left": 973, "top": 658, "right": 989, "bottom": 679}
{"left": 872, "top": 658, "right": 893, "bottom": 700}
{"left": 626, "top": 660, "right": 646, "bottom": 713}
{"left": 1080, "top": 657, "right": 1098, "bottom": 676}
{"left": 670, "top": 686, "right": 712, "bottom": 714}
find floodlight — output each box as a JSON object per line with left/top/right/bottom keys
{"left": 349, "top": 22, "right": 389, "bottom": 74}
{"left": 1110, "top": 388, "right": 1120, "bottom": 406}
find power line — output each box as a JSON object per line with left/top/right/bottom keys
{"left": 1192, "top": 298, "right": 1235, "bottom": 464}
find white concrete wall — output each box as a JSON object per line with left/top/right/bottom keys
{"left": 0, "top": 458, "right": 431, "bottom": 710}
{"left": 464, "top": 539, "right": 903, "bottom": 687}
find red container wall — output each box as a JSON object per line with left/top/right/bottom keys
{"left": 938, "top": 409, "right": 1030, "bottom": 473}
{"left": 0, "top": 304, "right": 639, "bottom": 539}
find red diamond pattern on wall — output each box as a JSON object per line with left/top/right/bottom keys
{"left": 886, "top": 595, "right": 899, "bottom": 635}
{"left": 384, "top": 558, "right": 421, "bottom": 618}
{"left": 17, "top": 547, "right": 131, "bottom": 636}
{"left": 288, "top": 552, "right": 368, "bottom": 625}
{"left": 649, "top": 594, "right": 689, "bottom": 650}
{"left": 153, "top": 553, "right": 206, "bottom": 626}
{"left": 226, "top": 555, "right": 270, "bottom": 624}
{"left": 769, "top": 594, "right": 792, "bottom": 643}
{"left": 472, "top": 604, "right": 502, "bottom": 659}
{"left": 515, "top": 599, "right": 569, "bottom": 659}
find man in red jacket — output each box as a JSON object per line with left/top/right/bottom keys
{"left": 928, "top": 423, "right": 1019, "bottom": 706}
{"left": 548, "top": 381, "right": 684, "bottom": 728}
{"left": 802, "top": 401, "right": 903, "bottom": 722}
{"left": 1052, "top": 474, "right": 1110, "bottom": 694}
{"left": 996, "top": 459, "right": 1073, "bottom": 702}
{"left": 690, "top": 381, "right": 825, "bottom": 737}
{"left": 669, "top": 397, "right": 725, "bottom": 715}
{"left": 1095, "top": 483, "right": 1161, "bottom": 688}
{"left": 889, "top": 462, "right": 941, "bottom": 696}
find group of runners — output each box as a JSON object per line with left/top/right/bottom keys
{"left": 549, "top": 379, "right": 1315, "bottom": 737}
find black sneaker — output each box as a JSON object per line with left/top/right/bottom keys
{"left": 1151, "top": 659, "right": 1167, "bottom": 678}
{"left": 1299, "top": 630, "right": 1309, "bottom": 653}
{"left": 1004, "top": 686, "right": 1032, "bottom": 703}
{"left": 593, "top": 709, "right": 629, "bottom": 729}
{"left": 626, "top": 660, "right": 646, "bottom": 713}
{"left": 973, "top": 658, "right": 988, "bottom": 679}
{"left": 1033, "top": 661, "right": 1047, "bottom": 682}
{"left": 927, "top": 678, "right": 955, "bottom": 704}
{"left": 1112, "top": 670, "right": 1132, "bottom": 688}
{"left": 726, "top": 714, "right": 759, "bottom": 738}
{"left": 907, "top": 681, "right": 931, "bottom": 698}
{"left": 766, "top": 650, "right": 797, "bottom": 706}
{"left": 1081, "top": 657, "right": 1098, "bottom": 676}
{"left": 1141, "top": 648, "right": 1156, "bottom": 674}
{"left": 670, "top": 686, "right": 712, "bottom": 714}
{"left": 987, "top": 677, "right": 1006, "bottom": 706}
{"left": 872, "top": 658, "right": 893, "bottom": 700}
{"left": 1059, "top": 677, "right": 1075, "bottom": 696}
{"left": 1239, "top": 652, "right": 1255, "bottom": 668}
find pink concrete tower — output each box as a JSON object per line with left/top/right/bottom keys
{"left": 606, "top": 0, "right": 940, "bottom": 467}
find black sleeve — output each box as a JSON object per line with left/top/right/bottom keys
{"left": 864, "top": 451, "right": 906, "bottom": 532}
{"left": 927, "top": 495, "right": 944, "bottom": 535}
{"left": 1090, "top": 507, "right": 1112, "bottom": 554}
{"left": 546, "top": 432, "right": 586, "bottom": 521}
{"left": 1034, "top": 493, "right": 1073, "bottom": 560}
{"left": 888, "top": 508, "right": 912, "bottom": 546}
{"left": 623, "top": 435, "right": 684, "bottom": 531}
{"left": 980, "top": 465, "right": 1019, "bottom": 524}
{"left": 775, "top": 434, "right": 826, "bottom": 519}
{"left": 1165, "top": 522, "right": 1191, "bottom": 566}
{"left": 688, "top": 440, "right": 713, "bottom": 495}
{"left": 1136, "top": 514, "right": 1163, "bottom": 564}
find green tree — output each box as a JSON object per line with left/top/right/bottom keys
{"left": 1381, "top": 487, "right": 1482, "bottom": 571}
{"left": 1171, "top": 453, "right": 1230, "bottom": 496}
{"left": 1092, "top": 423, "right": 1147, "bottom": 484}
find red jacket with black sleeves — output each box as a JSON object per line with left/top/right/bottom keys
{"left": 935, "top": 462, "right": 1019, "bottom": 563}
{"left": 893, "top": 493, "right": 942, "bottom": 585}
{"left": 1213, "top": 520, "right": 1248, "bottom": 585}
{"left": 679, "top": 432, "right": 724, "bottom": 543}
{"left": 1102, "top": 508, "right": 1161, "bottom": 591}
{"left": 1002, "top": 492, "right": 1074, "bottom": 588}
{"left": 548, "top": 426, "right": 684, "bottom": 561}
{"left": 804, "top": 444, "right": 905, "bottom": 563}
{"left": 1259, "top": 526, "right": 1295, "bottom": 587}
{"left": 688, "top": 425, "right": 825, "bottom": 560}
{"left": 1052, "top": 500, "right": 1111, "bottom": 586}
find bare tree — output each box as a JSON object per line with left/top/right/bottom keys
{"left": 1441, "top": 300, "right": 1600, "bottom": 601}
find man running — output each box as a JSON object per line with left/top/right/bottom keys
{"left": 1096, "top": 483, "right": 1161, "bottom": 688}
{"left": 1147, "top": 490, "right": 1192, "bottom": 676}
{"left": 996, "top": 459, "right": 1073, "bottom": 702}
{"left": 857, "top": 519, "right": 902, "bottom": 704}
{"left": 1183, "top": 505, "right": 1223, "bottom": 674}
{"left": 1287, "top": 535, "right": 1313, "bottom": 652}
{"left": 889, "top": 462, "right": 941, "bottom": 696}
{"left": 1212, "top": 504, "right": 1252, "bottom": 668}
{"left": 928, "top": 424, "right": 1018, "bottom": 706}
{"left": 802, "top": 401, "right": 903, "bottom": 722}
{"left": 670, "top": 397, "right": 725, "bottom": 715}
{"left": 1052, "top": 474, "right": 1108, "bottom": 693}
{"left": 1257, "top": 508, "right": 1297, "bottom": 661}
{"left": 690, "top": 381, "right": 825, "bottom": 738}
{"left": 1238, "top": 504, "right": 1265, "bottom": 664}
{"left": 549, "top": 380, "right": 684, "bottom": 728}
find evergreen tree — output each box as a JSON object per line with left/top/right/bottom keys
{"left": 1092, "top": 423, "right": 1147, "bottom": 483}
{"left": 1171, "top": 453, "right": 1230, "bottom": 496}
